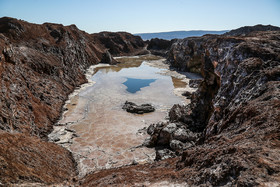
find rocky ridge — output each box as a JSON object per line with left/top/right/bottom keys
{"left": 1, "top": 18, "right": 279, "bottom": 186}
{"left": 145, "top": 26, "right": 280, "bottom": 185}
{"left": 0, "top": 17, "right": 145, "bottom": 185}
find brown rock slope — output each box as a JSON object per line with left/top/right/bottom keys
{"left": 82, "top": 26, "right": 280, "bottom": 186}
{"left": 169, "top": 29, "right": 280, "bottom": 186}
{"left": 0, "top": 132, "right": 76, "bottom": 184}
{"left": 0, "top": 17, "right": 145, "bottom": 185}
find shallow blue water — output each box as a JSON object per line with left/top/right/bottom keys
{"left": 123, "top": 78, "right": 157, "bottom": 93}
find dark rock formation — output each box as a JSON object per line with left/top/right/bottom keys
{"left": 0, "top": 17, "right": 146, "bottom": 185}
{"left": 148, "top": 27, "right": 280, "bottom": 185}
{"left": 147, "top": 38, "right": 175, "bottom": 57}
{"left": 145, "top": 121, "right": 198, "bottom": 157}
{"left": 188, "top": 79, "right": 202, "bottom": 88}
{"left": 100, "top": 50, "right": 118, "bottom": 65}
{"left": 91, "top": 31, "right": 146, "bottom": 56}
{"left": 224, "top": 24, "right": 280, "bottom": 36}
{"left": 122, "top": 101, "right": 155, "bottom": 114}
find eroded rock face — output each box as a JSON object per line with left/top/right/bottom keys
{"left": 0, "top": 17, "right": 146, "bottom": 185}
{"left": 145, "top": 26, "right": 280, "bottom": 186}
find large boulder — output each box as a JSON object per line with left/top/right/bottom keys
{"left": 122, "top": 101, "right": 155, "bottom": 114}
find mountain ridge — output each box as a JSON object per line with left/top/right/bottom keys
{"left": 135, "top": 30, "right": 229, "bottom": 40}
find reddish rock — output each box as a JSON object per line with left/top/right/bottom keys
{"left": 0, "top": 131, "right": 76, "bottom": 184}
{"left": 153, "top": 26, "right": 280, "bottom": 185}
{"left": 91, "top": 31, "right": 146, "bottom": 56}
{"left": 0, "top": 17, "right": 145, "bottom": 139}
{"left": 1, "top": 17, "right": 279, "bottom": 186}
{"left": 0, "top": 17, "right": 146, "bottom": 185}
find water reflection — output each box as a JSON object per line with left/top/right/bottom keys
{"left": 57, "top": 55, "right": 190, "bottom": 177}
{"left": 123, "top": 78, "right": 157, "bottom": 93}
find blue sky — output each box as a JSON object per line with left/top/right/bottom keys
{"left": 0, "top": 0, "right": 279, "bottom": 34}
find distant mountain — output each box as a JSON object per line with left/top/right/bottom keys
{"left": 135, "top": 30, "right": 229, "bottom": 40}
{"left": 224, "top": 24, "right": 280, "bottom": 36}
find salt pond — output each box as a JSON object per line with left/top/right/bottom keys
{"left": 49, "top": 55, "right": 197, "bottom": 177}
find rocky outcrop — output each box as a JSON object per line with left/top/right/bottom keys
{"left": 99, "top": 50, "right": 118, "bottom": 65}
{"left": 145, "top": 121, "right": 199, "bottom": 156}
{"left": 122, "top": 101, "right": 155, "bottom": 114}
{"left": 0, "top": 17, "right": 146, "bottom": 185}
{"left": 147, "top": 26, "right": 280, "bottom": 185}
{"left": 147, "top": 38, "right": 175, "bottom": 57}
{"left": 91, "top": 31, "right": 146, "bottom": 56}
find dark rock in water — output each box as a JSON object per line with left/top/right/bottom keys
{"left": 122, "top": 101, "right": 155, "bottom": 114}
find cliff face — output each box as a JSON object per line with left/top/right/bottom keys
{"left": 0, "top": 17, "right": 145, "bottom": 184}
{"left": 0, "top": 17, "right": 145, "bottom": 138}
{"left": 147, "top": 27, "right": 280, "bottom": 185}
